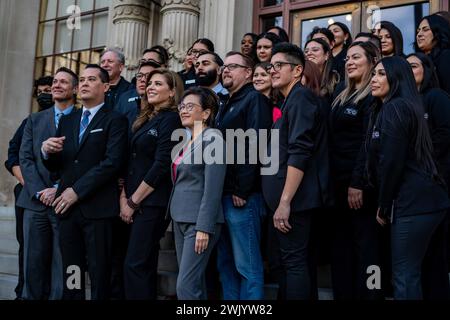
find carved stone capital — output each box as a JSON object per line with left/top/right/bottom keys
{"left": 161, "top": 0, "right": 201, "bottom": 15}
{"left": 163, "top": 38, "right": 186, "bottom": 64}
{"left": 113, "top": 0, "right": 150, "bottom": 24}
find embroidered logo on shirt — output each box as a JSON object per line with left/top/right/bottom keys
{"left": 147, "top": 129, "right": 158, "bottom": 137}
{"left": 372, "top": 131, "right": 380, "bottom": 139}
{"left": 344, "top": 108, "right": 358, "bottom": 116}
{"left": 424, "top": 113, "right": 429, "bottom": 120}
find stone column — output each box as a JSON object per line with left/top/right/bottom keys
{"left": 160, "top": 0, "right": 201, "bottom": 71}
{"left": 112, "top": 0, "right": 150, "bottom": 80}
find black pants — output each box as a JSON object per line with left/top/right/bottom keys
{"left": 58, "top": 208, "right": 113, "bottom": 300}
{"left": 109, "top": 217, "right": 130, "bottom": 299}
{"left": 330, "top": 186, "right": 384, "bottom": 300}
{"left": 391, "top": 211, "right": 446, "bottom": 300}
{"left": 276, "top": 210, "right": 313, "bottom": 300}
{"left": 123, "top": 206, "right": 168, "bottom": 300}
{"left": 422, "top": 210, "right": 450, "bottom": 300}
{"left": 13, "top": 183, "right": 24, "bottom": 299}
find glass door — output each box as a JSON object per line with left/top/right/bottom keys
{"left": 290, "top": 3, "right": 361, "bottom": 48}
{"left": 362, "top": 0, "right": 433, "bottom": 54}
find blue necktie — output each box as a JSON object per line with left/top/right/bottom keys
{"left": 55, "top": 112, "right": 63, "bottom": 129}
{"left": 79, "top": 110, "right": 91, "bottom": 142}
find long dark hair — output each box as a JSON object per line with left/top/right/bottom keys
{"left": 328, "top": 22, "right": 353, "bottom": 50}
{"left": 305, "top": 38, "right": 340, "bottom": 97}
{"left": 379, "top": 21, "right": 404, "bottom": 56}
{"left": 371, "top": 56, "right": 437, "bottom": 175}
{"left": 415, "top": 14, "right": 450, "bottom": 52}
{"left": 406, "top": 52, "right": 440, "bottom": 93}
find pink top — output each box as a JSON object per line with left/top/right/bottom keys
{"left": 172, "top": 152, "right": 184, "bottom": 182}
{"left": 272, "top": 106, "right": 282, "bottom": 123}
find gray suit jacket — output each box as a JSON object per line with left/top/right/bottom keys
{"left": 169, "top": 128, "right": 226, "bottom": 234}
{"left": 17, "top": 107, "right": 66, "bottom": 212}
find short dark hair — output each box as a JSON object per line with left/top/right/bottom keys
{"left": 267, "top": 26, "right": 290, "bottom": 43}
{"left": 181, "top": 87, "right": 219, "bottom": 127}
{"left": 193, "top": 38, "right": 215, "bottom": 52}
{"left": 309, "top": 27, "right": 335, "bottom": 44}
{"left": 55, "top": 67, "right": 79, "bottom": 87}
{"left": 272, "top": 42, "right": 306, "bottom": 68}
{"left": 34, "top": 76, "right": 53, "bottom": 96}
{"left": 138, "top": 60, "right": 160, "bottom": 70}
{"left": 257, "top": 32, "right": 282, "bottom": 47}
{"left": 197, "top": 51, "right": 224, "bottom": 67}
{"left": 355, "top": 32, "right": 382, "bottom": 51}
{"left": 225, "top": 51, "right": 255, "bottom": 70}
{"left": 85, "top": 64, "right": 110, "bottom": 83}
{"left": 143, "top": 45, "right": 169, "bottom": 65}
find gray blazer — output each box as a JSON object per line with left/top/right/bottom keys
{"left": 17, "top": 107, "right": 65, "bottom": 212}
{"left": 169, "top": 128, "right": 226, "bottom": 234}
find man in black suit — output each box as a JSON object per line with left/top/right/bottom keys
{"left": 261, "top": 43, "right": 332, "bottom": 300}
{"left": 41, "top": 64, "right": 128, "bottom": 300}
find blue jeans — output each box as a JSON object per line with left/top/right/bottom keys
{"left": 217, "top": 194, "right": 266, "bottom": 300}
{"left": 391, "top": 211, "right": 446, "bottom": 300}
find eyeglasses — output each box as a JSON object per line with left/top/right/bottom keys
{"left": 178, "top": 102, "right": 202, "bottom": 112}
{"left": 139, "top": 58, "right": 161, "bottom": 68}
{"left": 220, "top": 63, "right": 250, "bottom": 72}
{"left": 187, "top": 49, "right": 210, "bottom": 57}
{"left": 136, "top": 72, "right": 152, "bottom": 81}
{"left": 265, "top": 62, "right": 299, "bottom": 72}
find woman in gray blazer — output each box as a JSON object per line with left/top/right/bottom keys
{"left": 170, "top": 87, "right": 226, "bottom": 300}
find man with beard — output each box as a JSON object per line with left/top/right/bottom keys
{"left": 195, "top": 52, "right": 229, "bottom": 99}
{"left": 4, "top": 75, "right": 54, "bottom": 299}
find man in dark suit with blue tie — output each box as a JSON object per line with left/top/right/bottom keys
{"left": 41, "top": 64, "right": 128, "bottom": 300}
{"left": 17, "top": 68, "right": 78, "bottom": 299}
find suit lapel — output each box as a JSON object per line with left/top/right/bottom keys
{"left": 77, "top": 106, "right": 108, "bottom": 150}
{"left": 130, "top": 115, "right": 160, "bottom": 147}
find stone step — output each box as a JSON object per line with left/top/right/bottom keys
{"left": 0, "top": 273, "right": 17, "bottom": 300}
{"left": 158, "top": 249, "right": 178, "bottom": 273}
{"left": 0, "top": 236, "right": 19, "bottom": 255}
{"left": 159, "top": 230, "right": 175, "bottom": 250}
{"left": 0, "top": 253, "right": 18, "bottom": 276}
{"left": 157, "top": 270, "right": 177, "bottom": 297}
{"left": 0, "top": 216, "right": 16, "bottom": 238}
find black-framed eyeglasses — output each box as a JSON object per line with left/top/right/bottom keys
{"left": 220, "top": 63, "right": 250, "bottom": 72}
{"left": 136, "top": 72, "right": 152, "bottom": 81}
{"left": 265, "top": 62, "right": 299, "bottom": 72}
{"left": 187, "top": 49, "right": 210, "bottom": 57}
{"left": 139, "top": 58, "right": 162, "bottom": 68}
{"left": 178, "top": 102, "right": 202, "bottom": 112}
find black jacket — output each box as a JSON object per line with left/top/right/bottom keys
{"left": 430, "top": 48, "right": 450, "bottom": 95}
{"left": 105, "top": 77, "right": 133, "bottom": 108}
{"left": 367, "top": 98, "right": 449, "bottom": 217}
{"left": 125, "top": 110, "right": 182, "bottom": 208}
{"left": 332, "top": 48, "right": 347, "bottom": 81}
{"left": 178, "top": 67, "right": 197, "bottom": 90}
{"left": 329, "top": 92, "right": 375, "bottom": 189}
{"left": 215, "top": 83, "right": 272, "bottom": 200}
{"left": 4, "top": 118, "right": 27, "bottom": 175}
{"left": 43, "top": 104, "right": 128, "bottom": 219}
{"left": 262, "top": 83, "right": 333, "bottom": 213}
{"left": 422, "top": 87, "right": 450, "bottom": 187}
